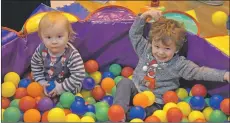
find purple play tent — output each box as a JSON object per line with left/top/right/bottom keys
{"left": 2, "top": 4, "right": 229, "bottom": 97}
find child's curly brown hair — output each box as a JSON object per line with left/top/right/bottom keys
{"left": 148, "top": 17, "right": 187, "bottom": 50}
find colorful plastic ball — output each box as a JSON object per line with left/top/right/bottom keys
{"left": 2, "top": 82, "right": 16, "bottom": 97}
{"left": 83, "top": 77, "right": 96, "bottom": 90}
{"left": 101, "top": 95, "right": 113, "bottom": 106}
{"left": 212, "top": 11, "right": 228, "bottom": 27}
{"left": 190, "top": 96, "right": 205, "bottom": 110}
{"left": 55, "top": 102, "right": 64, "bottom": 109}
{"left": 186, "top": 88, "right": 191, "bottom": 93}
{"left": 111, "top": 86, "right": 116, "bottom": 97}
{"left": 27, "top": 82, "right": 42, "bottom": 98}
{"left": 94, "top": 102, "right": 110, "bottom": 111}
{"left": 70, "top": 100, "right": 87, "bottom": 116}
{"left": 102, "top": 72, "right": 115, "bottom": 79}
{"left": 188, "top": 110, "right": 205, "bottom": 122}
{"left": 108, "top": 104, "right": 125, "bottom": 122}
{"left": 48, "top": 108, "right": 66, "bottom": 122}
{"left": 89, "top": 71, "right": 102, "bottom": 84}
{"left": 63, "top": 109, "right": 71, "bottom": 115}
{"left": 209, "top": 94, "right": 224, "bottom": 109}
{"left": 81, "top": 116, "right": 95, "bottom": 122}
{"left": 14, "top": 88, "right": 28, "bottom": 99}
{"left": 191, "top": 84, "right": 207, "bottom": 97}
{"left": 85, "top": 97, "right": 96, "bottom": 104}
{"left": 66, "top": 113, "right": 81, "bottom": 122}
{"left": 205, "top": 98, "right": 210, "bottom": 106}
{"left": 183, "top": 96, "right": 192, "bottom": 103}
{"left": 209, "top": 110, "right": 227, "bottom": 122}
{"left": 2, "top": 97, "right": 10, "bottom": 109}
{"left": 95, "top": 106, "right": 109, "bottom": 122}
{"left": 142, "top": 91, "right": 156, "bottom": 106}
{"left": 86, "top": 104, "right": 96, "bottom": 113}
{"left": 114, "top": 76, "right": 123, "bottom": 85}
{"left": 4, "top": 72, "right": 20, "bottom": 87}
{"left": 76, "top": 93, "right": 83, "bottom": 97}
{"left": 3, "top": 107, "right": 21, "bottom": 122}
{"left": 177, "top": 101, "right": 191, "bottom": 117}
{"left": 152, "top": 110, "right": 167, "bottom": 122}
{"left": 181, "top": 117, "right": 189, "bottom": 122}
{"left": 109, "top": 64, "right": 122, "bottom": 76}
{"left": 2, "top": 109, "right": 5, "bottom": 121}
{"left": 194, "top": 118, "right": 206, "bottom": 122}
{"left": 167, "top": 107, "right": 183, "bottom": 122}
{"left": 60, "top": 92, "right": 75, "bottom": 109}
{"left": 84, "top": 60, "right": 99, "bottom": 73}
{"left": 37, "top": 97, "right": 53, "bottom": 112}
{"left": 202, "top": 107, "right": 213, "bottom": 121}
{"left": 75, "top": 96, "right": 85, "bottom": 104}
{"left": 46, "top": 80, "right": 56, "bottom": 94}
{"left": 41, "top": 111, "right": 49, "bottom": 122}
{"left": 91, "top": 86, "right": 106, "bottom": 101}
{"left": 121, "top": 67, "right": 134, "bottom": 78}
{"left": 23, "top": 109, "right": 41, "bottom": 122}
{"left": 84, "top": 112, "right": 96, "bottom": 120}
{"left": 220, "top": 98, "right": 230, "bottom": 115}
{"left": 129, "top": 106, "right": 146, "bottom": 120}
{"left": 163, "top": 102, "right": 178, "bottom": 113}
{"left": 19, "top": 96, "right": 36, "bottom": 112}
{"left": 18, "top": 78, "right": 31, "bottom": 88}
{"left": 133, "top": 93, "right": 149, "bottom": 108}
{"left": 81, "top": 89, "right": 92, "bottom": 98}
{"left": 10, "top": 99, "right": 20, "bottom": 108}
{"left": 163, "top": 91, "right": 178, "bottom": 103}
{"left": 144, "top": 115, "right": 160, "bottom": 122}
{"left": 176, "top": 88, "right": 188, "bottom": 100}
{"left": 130, "top": 118, "right": 144, "bottom": 122}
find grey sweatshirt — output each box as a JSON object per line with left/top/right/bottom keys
{"left": 129, "top": 16, "right": 227, "bottom": 104}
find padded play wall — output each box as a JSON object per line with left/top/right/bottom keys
{"left": 1, "top": 4, "right": 229, "bottom": 97}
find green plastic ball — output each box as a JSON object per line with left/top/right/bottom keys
{"left": 59, "top": 92, "right": 75, "bottom": 108}
{"left": 56, "top": 102, "right": 64, "bottom": 109}
{"left": 84, "top": 112, "right": 96, "bottom": 120}
{"left": 111, "top": 86, "right": 116, "bottom": 97}
{"left": 10, "top": 99, "right": 20, "bottom": 108}
{"left": 114, "top": 76, "right": 123, "bottom": 85}
{"left": 85, "top": 96, "right": 96, "bottom": 104}
{"left": 109, "top": 64, "right": 122, "bottom": 76}
{"left": 3, "top": 107, "right": 21, "bottom": 122}
{"left": 205, "top": 98, "right": 210, "bottom": 106}
{"left": 209, "top": 110, "right": 227, "bottom": 122}
{"left": 95, "top": 106, "right": 109, "bottom": 122}
{"left": 183, "top": 96, "right": 192, "bottom": 103}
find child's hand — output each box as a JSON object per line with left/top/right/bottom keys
{"left": 140, "top": 9, "right": 162, "bottom": 21}
{"left": 224, "top": 72, "right": 229, "bottom": 82}
{"left": 48, "top": 89, "right": 58, "bottom": 97}
{"left": 39, "top": 81, "right": 50, "bottom": 96}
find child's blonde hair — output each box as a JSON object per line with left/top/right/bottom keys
{"left": 38, "top": 11, "right": 76, "bottom": 42}
{"left": 149, "top": 17, "right": 187, "bottom": 50}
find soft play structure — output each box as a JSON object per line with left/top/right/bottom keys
{"left": 2, "top": 3, "right": 229, "bottom": 97}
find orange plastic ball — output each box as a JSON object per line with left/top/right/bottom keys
{"left": 133, "top": 93, "right": 149, "bottom": 108}
{"left": 14, "top": 88, "right": 28, "bottom": 99}
{"left": 145, "top": 115, "right": 161, "bottom": 122}
{"left": 64, "top": 109, "right": 72, "bottom": 115}
{"left": 2, "top": 97, "right": 10, "bottom": 109}
{"left": 101, "top": 78, "right": 115, "bottom": 93}
{"left": 24, "top": 109, "right": 41, "bottom": 122}
{"left": 167, "top": 107, "right": 183, "bottom": 122}
{"left": 19, "top": 96, "right": 36, "bottom": 112}
{"left": 220, "top": 98, "right": 230, "bottom": 115}
{"left": 108, "top": 104, "right": 125, "bottom": 122}
{"left": 121, "top": 67, "right": 134, "bottom": 78}
{"left": 41, "top": 111, "right": 49, "bottom": 122}
{"left": 91, "top": 86, "right": 106, "bottom": 101}
{"left": 191, "top": 84, "right": 207, "bottom": 97}
{"left": 84, "top": 60, "right": 99, "bottom": 73}
{"left": 194, "top": 118, "right": 206, "bottom": 122}
{"left": 27, "top": 82, "right": 43, "bottom": 98}
{"left": 163, "top": 91, "right": 178, "bottom": 104}
{"left": 35, "top": 96, "right": 42, "bottom": 104}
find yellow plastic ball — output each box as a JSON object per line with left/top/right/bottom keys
{"left": 163, "top": 102, "right": 178, "bottom": 113}
{"left": 130, "top": 118, "right": 144, "bottom": 122}
{"left": 75, "top": 93, "right": 83, "bottom": 98}
{"left": 152, "top": 110, "right": 167, "bottom": 122}
{"left": 177, "top": 101, "right": 191, "bottom": 117}
{"left": 48, "top": 108, "right": 66, "bottom": 122}
{"left": 176, "top": 88, "right": 188, "bottom": 100}
{"left": 142, "top": 91, "right": 155, "bottom": 106}
{"left": 1, "top": 109, "right": 5, "bottom": 121}
{"left": 2, "top": 82, "right": 16, "bottom": 97}
{"left": 128, "top": 75, "right": 133, "bottom": 80}
{"left": 81, "top": 116, "right": 95, "bottom": 122}
{"left": 189, "top": 91, "right": 193, "bottom": 96}
{"left": 212, "top": 11, "right": 228, "bottom": 27}
{"left": 89, "top": 71, "right": 102, "bottom": 84}
{"left": 4, "top": 72, "right": 20, "bottom": 87}
{"left": 202, "top": 107, "right": 213, "bottom": 121}
{"left": 81, "top": 89, "right": 92, "bottom": 98}
{"left": 66, "top": 113, "right": 80, "bottom": 122}
{"left": 188, "top": 110, "right": 205, "bottom": 122}
{"left": 228, "top": 116, "right": 230, "bottom": 121}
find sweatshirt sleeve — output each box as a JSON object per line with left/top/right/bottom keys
{"left": 177, "top": 56, "right": 227, "bottom": 82}
{"left": 129, "top": 15, "right": 149, "bottom": 58}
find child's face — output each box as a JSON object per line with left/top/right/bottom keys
{"left": 41, "top": 22, "right": 69, "bottom": 55}
{"left": 152, "top": 40, "right": 177, "bottom": 62}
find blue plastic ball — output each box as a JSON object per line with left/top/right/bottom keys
{"left": 86, "top": 104, "right": 96, "bottom": 113}
{"left": 189, "top": 96, "right": 205, "bottom": 110}
{"left": 101, "top": 95, "right": 113, "bottom": 106}
{"left": 46, "top": 80, "right": 56, "bottom": 93}
{"left": 102, "top": 72, "right": 115, "bottom": 79}
{"left": 70, "top": 101, "right": 87, "bottom": 116}
{"left": 129, "top": 106, "right": 146, "bottom": 120}
{"left": 18, "top": 79, "right": 31, "bottom": 88}
{"left": 186, "top": 88, "right": 191, "bottom": 94}
{"left": 209, "top": 94, "right": 224, "bottom": 109}
{"left": 82, "top": 77, "right": 95, "bottom": 90}
{"left": 75, "top": 96, "right": 85, "bottom": 104}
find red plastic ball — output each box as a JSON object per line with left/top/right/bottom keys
{"left": 84, "top": 60, "right": 99, "bottom": 73}
{"left": 108, "top": 104, "right": 125, "bottom": 122}
{"left": 91, "top": 86, "right": 106, "bottom": 101}
{"left": 191, "top": 84, "right": 207, "bottom": 97}
{"left": 19, "top": 96, "right": 36, "bottom": 112}
{"left": 41, "top": 111, "right": 49, "bottom": 122}
{"left": 121, "top": 67, "right": 133, "bottom": 78}
{"left": 2, "top": 97, "right": 10, "bottom": 109}
{"left": 220, "top": 98, "right": 230, "bottom": 115}
{"left": 163, "top": 91, "right": 178, "bottom": 104}
{"left": 14, "top": 88, "right": 28, "bottom": 99}
{"left": 167, "top": 107, "right": 183, "bottom": 122}
{"left": 145, "top": 115, "right": 161, "bottom": 122}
